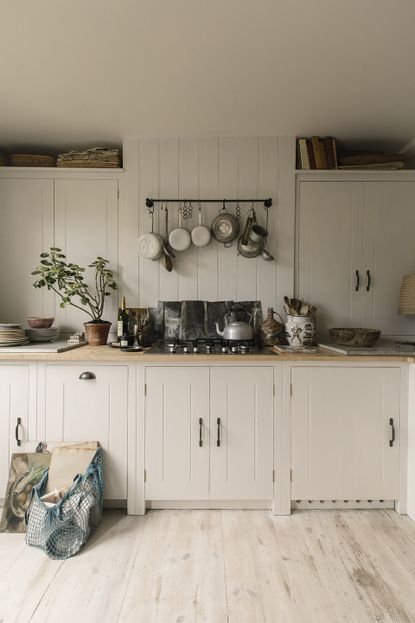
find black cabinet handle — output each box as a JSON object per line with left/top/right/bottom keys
{"left": 366, "top": 270, "right": 371, "bottom": 292}
{"left": 199, "top": 418, "right": 203, "bottom": 447}
{"left": 389, "top": 418, "right": 395, "bottom": 447}
{"left": 15, "top": 417, "right": 22, "bottom": 446}
{"left": 217, "top": 418, "right": 221, "bottom": 447}
{"left": 79, "top": 371, "right": 96, "bottom": 380}
{"left": 355, "top": 270, "right": 360, "bottom": 292}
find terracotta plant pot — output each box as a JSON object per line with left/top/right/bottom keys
{"left": 84, "top": 321, "right": 111, "bottom": 346}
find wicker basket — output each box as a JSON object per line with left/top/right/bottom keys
{"left": 9, "top": 154, "right": 56, "bottom": 167}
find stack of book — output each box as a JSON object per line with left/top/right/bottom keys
{"left": 296, "top": 136, "right": 338, "bottom": 170}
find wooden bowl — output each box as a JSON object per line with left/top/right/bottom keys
{"left": 329, "top": 328, "right": 381, "bottom": 347}
{"left": 27, "top": 317, "right": 54, "bottom": 329}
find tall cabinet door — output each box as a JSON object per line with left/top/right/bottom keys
{"left": 291, "top": 366, "right": 400, "bottom": 501}
{"left": 145, "top": 367, "right": 209, "bottom": 500}
{"left": 0, "top": 178, "right": 54, "bottom": 323}
{"left": 297, "top": 181, "right": 364, "bottom": 338}
{"left": 210, "top": 367, "right": 274, "bottom": 500}
{"left": 41, "top": 364, "right": 128, "bottom": 500}
{"left": 363, "top": 181, "right": 415, "bottom": 336}
{"left": 0, "top": 365, "right": 31, "bottom": 499}
{"left": 54, "top": 179, "right": 119, "bottom": 331}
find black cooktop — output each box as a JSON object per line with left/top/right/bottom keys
{"left": 147, "top": 338, "right": 270, "bottom": 356}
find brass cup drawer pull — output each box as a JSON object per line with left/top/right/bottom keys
{"left": 79, "top": 371, "right": 96, "bottom": 380}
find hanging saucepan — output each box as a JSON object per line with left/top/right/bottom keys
{"left": 138, "top": 207, "right": 164, "bottom": 260}
{"left": 169, "top": 203, "right": 191, "bottom": 252}
{"left": 211, "top": 201, "right": 240, "bottom": 247}
{"left": 238, "top": 235, "right": 264, "bottom": 258}
{"left": 191, "top": 203, "right": 211, "bottom": 247}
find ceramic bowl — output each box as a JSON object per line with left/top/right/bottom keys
{"left": 329, "top": 328, "right": 381, "bottom": 347}
{"left": 27, "top": 317, "right": 54, "bottom": 329}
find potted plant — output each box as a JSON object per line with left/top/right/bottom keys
{"left": 32, "top": 247, "right": 117, "bottom": 345}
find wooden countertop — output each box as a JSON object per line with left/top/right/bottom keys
{"left": 0, "top": 344, "right": 413, "bottom": 363}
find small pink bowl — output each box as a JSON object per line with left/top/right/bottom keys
{"left": 27, "top": 317, "right": 55, "bottom": 329}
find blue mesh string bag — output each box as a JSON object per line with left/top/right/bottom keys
{"left": 25, "top": 447, "right": 104, "bottom": 560}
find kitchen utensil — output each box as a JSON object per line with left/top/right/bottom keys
{"left": 27, "top": 317, "right": 54, "bottom": 329}
{"left": 249, "top": 223, "right": 268, "bottom": 244}
{"left": 159, "top": 203, "right": 174, "bottom": 272}
{"left": 191, "top": 204, "right": 211, "bottom": 247}
{"left": 215, "top": 310, "right": 254, "bottom": 340}
{"left": 211, "top": 202, "right": 240, "bottom": 246}
{"left": 163, "top": 254, "right": 173, "bottom": 272}
{"left": 329, "top": 328, "right": 381, "bottom": 347}
{"left": 240, "top": 208, "right": 256, "bottom": 245}
{"left": 162, "top": 204, "right": 175, "bottom": 259}
{"left": 238, "top": 235, "right": 263, "bottom": 258}
{"left": 169, "top": 205, "right": 191, "bottom": 252}
{"left": 138, "top": 209, "right": 164, "bottom": 260}
{"left": 261, "top": 248, "right": 274, "bottom": 261}
{"left": 291, "top": 298, "right": 301, "bottom": 314}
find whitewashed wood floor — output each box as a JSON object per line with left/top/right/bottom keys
{"left": 1, "top": 508, "right": 415, "bottom": 623}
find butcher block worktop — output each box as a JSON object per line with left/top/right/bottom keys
{"left": 0, "top": 344, "right": 413, "bottom": 362}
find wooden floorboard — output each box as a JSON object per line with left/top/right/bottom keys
{"left": 0, "top": 509, "right": 415, "bottom": 623}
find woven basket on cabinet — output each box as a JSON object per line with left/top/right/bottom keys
{"left": 9, "top": 154, "right": 56, "bottom": 167}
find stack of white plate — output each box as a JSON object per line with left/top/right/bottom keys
{"left": 0, "top": 324, "right": 29, "bottom": 347}
{"left": 26, "top": 327, "right": 59, "bottom": 343}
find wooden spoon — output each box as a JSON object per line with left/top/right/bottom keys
{"left": 163, "top": 253, "right": 173, "bottom": 272}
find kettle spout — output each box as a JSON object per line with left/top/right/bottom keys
{"left": 215, "top": 322, "right": 224, "bottom": 337}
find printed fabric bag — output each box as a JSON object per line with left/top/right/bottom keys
{"left": 25, "top": 447, "right": 103, "bottom": 560}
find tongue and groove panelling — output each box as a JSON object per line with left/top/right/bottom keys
{"left": 123, "top": 136, "right": 295, "bottom": 312}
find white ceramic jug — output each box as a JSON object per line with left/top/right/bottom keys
{"left": 285, "top": 315, "right": 316, "bottom": 348}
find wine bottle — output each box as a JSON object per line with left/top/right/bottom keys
{"left": 117, "top": 296, "right": 128, "bottom": 341}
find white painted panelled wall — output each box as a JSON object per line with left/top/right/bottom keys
{"left": 122, "top": 137, "right": 295, "bottom": 313}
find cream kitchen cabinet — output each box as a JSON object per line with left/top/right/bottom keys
{"left": 39, "top": 364, "right": 128, "bottom": 500}
{"left": 290, "top": 366, "right": 401, "bottom": 501}
{"left": 54, "top": 178, "right": 119, "bottom": 331}
{"left": 297, "top": 178, "right": 415, "bottom": 338}
{"left": 0, "top": 171, "right": 120, "bottom": 332}
{"left": 144, "top": 365, "right": 274, "bottom": 502}
{"left": 144, "top": 366, "right": 210, "bottom": 500}
{"left": 0, "top": 364, "right": 35, "bottom": 499}
{"left": 210, "top": 366, "right": 274, "bottom": 500}
{"left": 0, "top": 178, "right": 54, "bottom": 323}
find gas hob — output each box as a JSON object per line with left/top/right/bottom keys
{"left": 147, "top": 338, "right": 268, "bottom": 356}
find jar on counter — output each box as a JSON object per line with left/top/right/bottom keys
{"left": 259, "top": 307, "right": 285, "bottom": 346}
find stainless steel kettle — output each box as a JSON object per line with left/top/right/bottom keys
{"left": 215, "top": 311, "right": 254, "bottom": 340}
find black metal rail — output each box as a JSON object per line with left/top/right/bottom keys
{"left": 146, "top": 197, "right": 272, "bottom": 208}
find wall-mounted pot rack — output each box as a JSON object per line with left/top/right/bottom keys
{"left": 146, "top": 197, "right": 272, "bottom": 210}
